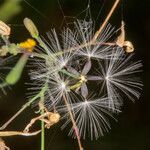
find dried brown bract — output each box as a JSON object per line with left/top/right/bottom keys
{"left": 0, "top": 21, "right": 10, "bottom": 36}
{"left": 0, "top": 138, "right": 10, "bottom": 150}
{"left": 24, "top": 110, "right": 60, "bottom": 133}
{"left": 116, "top": 21, "right": 134, "bottom": 53}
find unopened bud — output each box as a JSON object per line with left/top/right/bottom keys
{"left": 23, "top": 18, "right": 39, "bottom": 39}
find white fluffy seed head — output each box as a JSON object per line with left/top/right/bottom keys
{"left": 28, "top": 18, "right": 142, "bottom": 140}
{"left": 60, "top": 96, "right": 120, "bottom": 140}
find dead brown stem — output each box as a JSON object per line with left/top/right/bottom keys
{"left": 92, "top": 0, "right": 120, "bottom": 42}
{"left": 62, "top": 94, "right": 83, "bottom": 150}
{"left": 0, "top": 130, "right": 41, "bottom": 137}
{"left": 23, "top": 111, "right": 60, "bottom": 133}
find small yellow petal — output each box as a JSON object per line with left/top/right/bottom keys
{"left": 19, "top": 39, "right": 36, "bottom": 52}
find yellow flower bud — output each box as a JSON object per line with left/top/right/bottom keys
{"left": 23, "top": 18, "right": 39, "bottom": 39}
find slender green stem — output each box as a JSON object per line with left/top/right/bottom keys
{"left": 60, "top": 69, "right": 78, "bottom": 79}
{"left": 40, "top": 95, "right": 45, "bottom": 150}
{"left": 28, "top": 52, "right": 48, "bottom": 59}
{"left": 0, "top": 82, "right": 48, "bottom": 130}
{"left": 0, "top": 92, "right": 39, "bottom": 130}
{"left": 36, "top": 37, "right": 51, "bottom": 55}
{"left": 39, "top": 82, "right": 48, "bottom": 150}
{"left": 41, "top": 116, "right": 45, "bottom": 150}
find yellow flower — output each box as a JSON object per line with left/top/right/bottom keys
{"left": 19, "top": 39, "right": 36, "bottom": 52}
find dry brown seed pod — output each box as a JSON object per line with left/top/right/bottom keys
{"left": 123, "top": 41, "right": 134, "bottom": 53}
{"left": 0, "top": 21, "right": 11, "bottom": 36}
{"left": 49, "top": 113, "right": 60, "bottom": 124}
{"left": 116, "top": 21, "right": 134, "bottom": 53}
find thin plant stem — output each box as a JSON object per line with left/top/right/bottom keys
{"left": 0, "top": 94, "right": 39, "bottom": 130}
{"left": 40, "top": 94, "right": 45, "bottom": 150}
{"left": 39, "top": 84, "right": 48, "bottom": 150}
{"left": 24, "top": 41, "right": 116, "bottom": 60}
{"left": 0, "top": 82, "right": 48, "bottom": 130}
{"left": 92, "top": 0, "right": 120, "bottom": 42}
{"left": 62, "top": 94, "right": 83, "bottom": 150}
{"left": 0, "top": 130, "right": 41, "bottom": 137}
{"left": 41, "top": 118, "right": 45, "bottom": 150}
{"left": 36, "top": 37, "right": 51, "bottom": 55}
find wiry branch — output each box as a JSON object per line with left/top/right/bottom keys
{"left": 62, "top": 94, "right": 83, "bottom": 150}
{"left": 92, "top": 0, "right": 120, "bottom": 42}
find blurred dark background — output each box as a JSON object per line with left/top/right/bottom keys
{"left": 0, "top": 0, "right": 149, "bottom": 149}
